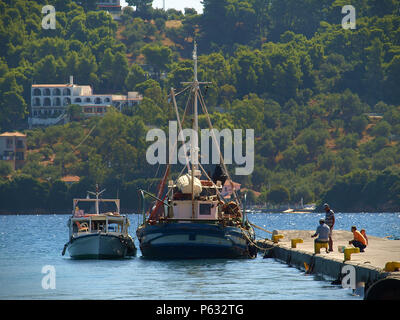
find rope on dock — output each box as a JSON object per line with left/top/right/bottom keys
{"left": 238, "top": 225, "right": 273, "bottom": 256}
{"left": 249, "top": 222, "right": 273, "bottom": 234}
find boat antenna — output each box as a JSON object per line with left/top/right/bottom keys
{"left": 87, "top": 186, "right": 106, "bottom": 215}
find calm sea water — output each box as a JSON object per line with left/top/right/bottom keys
{"left": 0, "top": 212, "right": 399, "bottom": 300}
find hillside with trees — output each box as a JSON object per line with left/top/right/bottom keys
{"left": 0, "top": 0, "right": 400, "bottom": 212}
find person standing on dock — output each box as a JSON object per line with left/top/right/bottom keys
{"left": 323, "top": 203, "right": 335, "bottom": 252}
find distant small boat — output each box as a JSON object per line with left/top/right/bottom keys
{"left": 62, "top": 185, "right": 136, "bottom": 259}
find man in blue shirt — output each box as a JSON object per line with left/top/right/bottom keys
{"left": 311, "top": 218, "right": 330, "bottom": 253}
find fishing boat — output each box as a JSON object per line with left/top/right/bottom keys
{"left": 62, "top": 186, "right": 136, "bottom": 259}
{"left": 136, "top": 43, "right": 257, "bottom": 259}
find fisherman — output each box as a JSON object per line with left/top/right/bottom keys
{"left": 349, "top": 225, "right": 367, "bottom": 252}
{"left": 323, "top": 203, "right": 335, "bottom": 252}
{"left": 311, "top": 218, "right": 330, "bottom": 253}
{"left": 212, "top": 164, "right": 227, "bottom": 185}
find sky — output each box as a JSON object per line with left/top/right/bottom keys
{"left": 120, "top": 0, "right": 204, "bottom": 13}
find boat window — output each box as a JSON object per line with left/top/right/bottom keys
{"left": 91, "top": 221, "right": 105, "bottom": 231}
{"left": 199, "top": 203, "right": 212, "bottom": 215}
{"left": 107, "top": 221, "right": 122, "bottom": 232}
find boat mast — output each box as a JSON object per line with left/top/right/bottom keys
{"left": 191, "top": 42, "right": 199, "bottom": 218}
{"left": 180, "top": 42, "right": 211, "bottom": 218}
{"left": 192, "top": 41, "right": 199, "bottom": 174}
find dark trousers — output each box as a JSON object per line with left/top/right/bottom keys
{"left": 352, "top": 241, "right": 366, "bottom": 252}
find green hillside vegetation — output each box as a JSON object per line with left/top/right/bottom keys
{"left": 0, "top": 0, "right": 400, "bottom": 211}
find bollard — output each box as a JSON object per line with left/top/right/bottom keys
{"left": 344, "top": 247, "right": 360, "bottom": 261}
{"left": 314, "top": 241, "right": 328, "bottom": 254}
{"left": 291, "top": 238, "right": 303, "bottom": 248}
{"left": 272, "top": 234, "right": 284, "bottom": 243}
{"left": 384, "top": 261, "right": 400, "bottom": 272}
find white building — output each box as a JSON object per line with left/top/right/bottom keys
{"left": 97, "top": 0, "right": 121, "bottom": 13}
{"left": 29, "top": 76, "right": 143, "bottom": 127}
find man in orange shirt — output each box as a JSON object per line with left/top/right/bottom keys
{"left": 349, "top": 226, "right": 367, "bottom": 252}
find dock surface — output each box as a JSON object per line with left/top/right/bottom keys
{"left": 259, "top": 229, "right": 400, "bottom": 269}
{"left": 256, "top": 229, "right": 400, "bottom": 298}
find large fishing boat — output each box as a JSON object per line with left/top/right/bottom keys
{"left": 136, "top": 43, "right": 257, "bottom": 259}
{"left": 62, "top": 186, "right": 136, "bottom": 259}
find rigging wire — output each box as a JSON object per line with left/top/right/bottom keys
{"left": 197, "top": 88, "right": 241, "bottom": 207}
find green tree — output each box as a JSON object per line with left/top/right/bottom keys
{"left": 267, "top": 185, "right": 290, "bottom": 204}
{"left": 125, "top": 64, "right": 146, "bottom": 91}
{"left": 111, "top": 51, "right": 129, "bottom": 91}
{"left": 141, "top": 44, "right": 172, "bottom": 79}
{"left": 0, "top": 161, "right": 12, "bottom": 177}
{"left": 67, "top": 104, "right": 83, "bottom": 122}
{"left": 0, "top": 71, "right": 27, "bottom": 130}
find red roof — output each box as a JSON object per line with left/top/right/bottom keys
{"left": 61, "top": 175, "right": 80, "bottom": 183}
{"left": 223, "top": 180, "right": 241, "bottom": 188}
{"left": 0, "top": 132, "right": 26, "bottom": 137}
{"left": 32, "top": 84, "right": 73, "bottom": 87}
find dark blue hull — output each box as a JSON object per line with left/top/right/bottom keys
{"left": 136, "top": 222, "right": 257, "bottom": 259}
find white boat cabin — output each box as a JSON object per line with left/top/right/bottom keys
{"left": 166, "top": 175, "right": 223, "bottom": 221}
{"left": 68, "top": 197, "right": 129, "bottom": 237}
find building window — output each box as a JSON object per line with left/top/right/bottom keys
{"left": 43, "top": 88, "right": 51, "bottom": 96}
{"left": 33, "top": 88, "right": 41, "bottom": 96}
{"left": 6, "top": 138, "right": 13, "bottom": 148}
{"left": 74, "top": 98, "right": 82, "bottom": 103}
{"left": 54, "top": 97, "right": 61, "bottom": 106}
{"left": 85, "top": 97, "right": 92, "bottom": 103}
{"left": 104, "top": 97, "right": 111, "bottom": 103}
{"left": 16, "top": 140, "right": 24, "bottom": 149}
{"left": 15, "top": 152, "right": 24, "bottom": 161}
{"left": 63, "top": 88, "right": 71, "bottom": 95}
{"left": 43, "top": 97, "right": 51, "bottom": 106}
{"left": 63, "top": 97, "right": 71, "bottom": 105}
{"left": 95, "top": 97, "right": 102, "bottom": 104}
{"left": 33, "top": 98, "right": 41, "bottom": 106}
{"left": 53, "top": 88, "right": 61, "bottom": 96}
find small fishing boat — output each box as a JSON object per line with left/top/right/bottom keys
{"left": 62, "top": 186, "right": 136, "bottom": 259}
{"left": 136, "top": 43, "right": 257, "bottom": 259}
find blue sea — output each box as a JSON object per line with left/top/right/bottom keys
{"left": 0, "top": 212, "right": 399, "bottom": 300}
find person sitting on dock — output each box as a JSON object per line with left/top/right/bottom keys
{"left": 311, "top": 218, "right": 330, "bottom": 253}
{"left": 324, "top": 203, "right": 335, "bottom": 252}
{"left": 349, "top": 226, "right": 367, "bottom": 252}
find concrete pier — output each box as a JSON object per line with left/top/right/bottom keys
{"left": 256, "top": 230, "right": 400, "bottom": 299}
